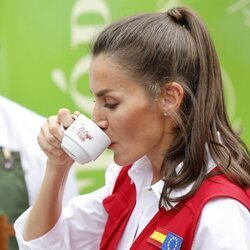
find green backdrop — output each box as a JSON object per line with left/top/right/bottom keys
{"left": 1, "top": 0, "right": 249, "bottom": 193}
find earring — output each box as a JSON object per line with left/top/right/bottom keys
{"left": 163, "top": 112, "right": 168, "bottom": 116}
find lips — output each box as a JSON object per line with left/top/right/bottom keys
{"left": 108, "top": 142, "right": 115, "bottom": 149}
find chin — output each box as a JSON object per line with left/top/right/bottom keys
{"left": 113, "top": 154, "right": 140, "bottom": 167}
{"left": 114, "top": 158, "right": 131, "bottom": 167}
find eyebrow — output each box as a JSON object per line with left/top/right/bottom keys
{"left": 94, "top": 88, "right": 115, "bottom": 97}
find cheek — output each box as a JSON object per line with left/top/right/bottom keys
{"left": 110, "top": 113, "right": 137, "bottom": 139}
{"left": 115, "top": 104, "right": 163, "bottom": 142}
{"left": 115, "top": 114, "right": 162, "bottom": 165}
{"left": 109, "top": 104, "right": 164, "bottom": 166}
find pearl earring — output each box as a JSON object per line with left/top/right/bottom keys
{"left": 163, "top": 112, "right": 168, "bottom": 116}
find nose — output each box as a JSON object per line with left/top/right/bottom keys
{"left": 92, "top": 105, "right": 108, "bottom": 131}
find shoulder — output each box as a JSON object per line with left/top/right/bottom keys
{"left": 200, "top": 197, "right": 250, "bottom": 221}
{"left": 188, "top": 174, "right": 250, "bottom": 212}
{"left": 193, "top": 198, "right": 250, "bottom": 249}
{"left": 65, "top": 164, "right": 123, "bottom": 211}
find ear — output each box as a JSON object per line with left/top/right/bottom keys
{"left": 160, "top": 82, "right": 184, "bottom": 116}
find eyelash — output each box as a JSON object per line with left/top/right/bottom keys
{"left": 92, "top": 99, "right": 118, "bottom": 109}
{"left": 104, "top": 103, "right": 118, "bottom": 109}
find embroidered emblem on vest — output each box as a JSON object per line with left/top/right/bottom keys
{"left": 148, "top": 226, "right": 183, "bottom": 250}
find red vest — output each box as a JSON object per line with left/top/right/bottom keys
{"left": 100, "top": 165, "right": 250, "bottom": 250}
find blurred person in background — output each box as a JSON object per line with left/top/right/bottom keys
{"left": 0, "top": 95, "right": 78, "bottom": 250}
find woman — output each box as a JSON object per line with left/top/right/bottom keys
{"left": 15, "top": 6, "right": 250, "bottom": 250}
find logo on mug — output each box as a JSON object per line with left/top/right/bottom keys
{"left": 76, "top": 124, "right": 93, "bottom": 142}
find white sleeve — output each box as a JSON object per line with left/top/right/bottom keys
{"left": 192, "top": 198, "right": 250, "bottom": 250}
{"left": 62, "top": 166, "right": 79, "bottom": 204}
{"left": 14, "top": 163, "right": 122, "bottom": 250}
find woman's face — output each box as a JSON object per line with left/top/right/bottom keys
{"left": 89, "top": 54, "right": 171, "bottom": 166}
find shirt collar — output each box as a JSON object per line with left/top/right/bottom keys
{"left": 129, "top": 144, "right": 218, "bottom": 210}
{"left": 128, "top": 155, "right": 153, "bottom": 186}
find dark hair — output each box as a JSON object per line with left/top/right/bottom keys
{"left": 92, "top": 6, "right": 250, "bottom": 207}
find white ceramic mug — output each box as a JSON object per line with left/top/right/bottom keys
{"left": 61, "top": 114, "right": 111, "bottom": 164}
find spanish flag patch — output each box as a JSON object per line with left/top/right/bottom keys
{"left": 148, "top": 227, "right": 183, "bottom": 250}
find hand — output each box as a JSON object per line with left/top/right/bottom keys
{"left": 37, "top": 108, "right": 80, "bottom": 170}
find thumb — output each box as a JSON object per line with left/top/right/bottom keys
{"left": 58, "top": 108, "right": 75, "bottom": 129}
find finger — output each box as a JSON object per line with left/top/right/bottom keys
{"left": 44, "top": 150, "right": 74, "bottom": 165}
{"left": 73, "top": 110, "right": 81, "bottom": 117}
{"left": 43, "top": 146, "right": 64, "bottom": 157}
{"left": 44, "top": 150, "right": 73, "bottom": 166}
{"left": 38, "top": 130, "right": 62, "bottom": 155}
{"left": 43, "top": 121, "right": 62, "bottom": 149}
{"left": 37, "top": 116, "right": 63, "bottom": 152}
{"left": 46, "top": 115, "right": 65, "bottom": 142}
{"left": 58, "top": 108, "right": 75, "bottom": 129}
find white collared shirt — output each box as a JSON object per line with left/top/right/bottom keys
{"left": 15, "top": 155, "right": 250, "bottom": 249}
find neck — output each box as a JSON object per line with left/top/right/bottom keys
{"left": 147, "top": 129, "right": 176, "bottom": 185}
{"left": 147, "top": 153, "right": 164, "bottom": 184}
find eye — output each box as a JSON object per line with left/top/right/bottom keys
{"left": 104, "top": 103, "right": 118, "bottom": 109}
{"left": 103, "top": 96, "right": 119, "bottom": 109}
